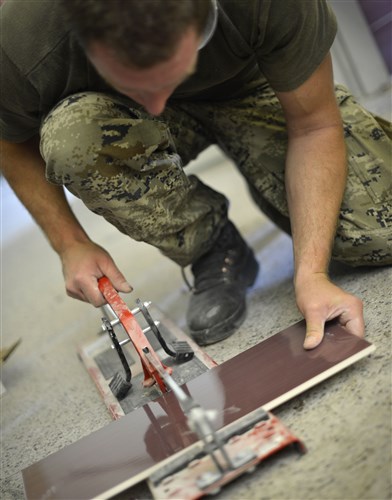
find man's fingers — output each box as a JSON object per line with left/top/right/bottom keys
{"left": 303, "top": 317, "right": 325, "bottom": 350}
{"left": 103, "top": 267, "right": 133, "bottom": 295}
{"left": 296, "top": 277, "right": 365, "bottom": 350}
{"left": 113, "top": 278, "right": 133, "bottom": 294}
{"left": 66, "top": 276, "right": 106, "bottom": 307}
{"left": 85, "top": 282, "right": 107, "bottom": 307}
{"left": 339, "top": 309, "right": 365, "bottom": 338}
{"left": 72, "top": 275, "right": 132, "bottom": 307}
{"left": 87, "top": 274, "right": 132, "bottom": 307}
{"left": 304, "top": 305, "right": 364, "bottom": 350}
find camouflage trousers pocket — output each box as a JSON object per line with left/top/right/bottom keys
{"left": 338, "top": 85, "right": 392, "bottom": 206}
{"left": 346, "top": 129, "right": 392, "bottom": 206}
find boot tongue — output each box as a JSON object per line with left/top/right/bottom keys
{"left": 211, "top": 227, "right": 235, "bottom": 251}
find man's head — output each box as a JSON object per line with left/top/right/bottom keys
{"left": 61, "top": 0, "right": 211, "bottom": 68}
{"left": 61, "top": 0, "right": 213, "bottom": 115}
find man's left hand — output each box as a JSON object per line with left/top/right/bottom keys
{"left": 295, "top": 273, "right": 364, "bottom": 349}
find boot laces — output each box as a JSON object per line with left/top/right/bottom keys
{"left": 182, "top": 222, "right": 244, "bottom": 293}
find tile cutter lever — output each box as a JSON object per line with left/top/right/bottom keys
{"left": 98, "top": 276, "right": 194, "bottom": 395}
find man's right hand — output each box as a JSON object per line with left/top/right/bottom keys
{"left": 60, "top": 239, "right": 133, "bottom": 307}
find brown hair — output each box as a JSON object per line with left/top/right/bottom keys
{"left": 61, "top": 0, "right": 211, "bottom": 68}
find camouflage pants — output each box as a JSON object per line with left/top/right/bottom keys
{"left": 40, "top": 84, "right": 392, "bottom": 267}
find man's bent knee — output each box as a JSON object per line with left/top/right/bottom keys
{"left": 40, "top": 92, "right": 171, "bottom": 188}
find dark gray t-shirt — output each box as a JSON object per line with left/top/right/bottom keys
{"left": 0, "top": 0, "right": 337, "bottom": 142}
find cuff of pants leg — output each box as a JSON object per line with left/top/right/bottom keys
{"left": 158, "top": 218, "right": 230, "bottom": 268}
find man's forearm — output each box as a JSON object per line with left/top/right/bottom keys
{"left": 276, "top": 53, "right": 364, "bottom": 348}
{"left": 285, "top": 124, "right": 347, "bottom": 283}
{"left": 0, "top": 137, "right": 90, "bottom": 255}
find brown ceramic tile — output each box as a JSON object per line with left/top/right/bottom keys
{"left": 22, "top": 320, "right": 374, "bottom": 499}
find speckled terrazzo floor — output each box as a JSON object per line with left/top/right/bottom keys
{"left": 1, "top": 118, "right": 391, "bottom": 498}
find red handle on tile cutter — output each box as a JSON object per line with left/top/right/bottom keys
{"left": 98, "top": 276, "right": 171, "bottom": 392}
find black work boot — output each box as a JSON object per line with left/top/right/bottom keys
{"left": 186, "top": 221, "right": 259, "bottom": 345}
